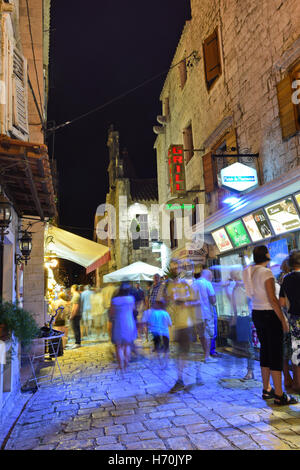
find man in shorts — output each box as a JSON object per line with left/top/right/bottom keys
{"left": 160, "top": 259, "right": 202, "bottom": 392}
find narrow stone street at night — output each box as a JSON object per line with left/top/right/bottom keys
{"left": 3, "top": 343, "right": 300, "bottom": 451}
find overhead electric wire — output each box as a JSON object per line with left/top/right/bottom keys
{"left": 47, "top": 51, "right": 198, "bottom": 135}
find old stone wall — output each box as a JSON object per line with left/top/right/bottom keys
{"left": 155, "top": 0, "right": 300, "bottom": 236}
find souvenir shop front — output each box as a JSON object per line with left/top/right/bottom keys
{"left": 202, "top": 165, "right": 300, "bottom": 355}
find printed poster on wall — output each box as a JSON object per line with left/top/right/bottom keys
{"left": 264, "top": 197, "right": 300, "bottom": 235}
{"left": 242, "top": 210, "right": 272, "bottom": 242}
{"left": 212, "top": 228, "right": 233, "bottom": 253}
{"left": 225, "top": 219, "right": 251, "bottom": 248}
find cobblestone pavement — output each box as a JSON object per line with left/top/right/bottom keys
{"left": 3, "top": 340, "right": 300, "bottom": 451}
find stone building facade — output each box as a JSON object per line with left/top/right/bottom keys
{"left": 95, "top": 126, "right": 163, "bottom": 286}
{"left": 154, "top": 0, "right": 300, "bottom": 262}
{"left": 0, "top": 0, "right": 55, "bottom": 427}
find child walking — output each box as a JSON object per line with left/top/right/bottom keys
{"left": 143, "top": 301, "right": 172, "bottom": 367}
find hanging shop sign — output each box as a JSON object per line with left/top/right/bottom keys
{"left": 225, "top": 219, "right": 251, "bottom": 248}
{"left": 264, "top": 197, "right": 300, "bottom": 235}
{"left": 168, "top": 145, "right": 186, "bottom": 196}
{"left": 242, "top": 210, "right": 272, "bottom": 242}
{"left": 211, "top": 228, "right": 233, "bottom": 253}
{"left": 220, "top": 162, "right": 258, "bottom": 193}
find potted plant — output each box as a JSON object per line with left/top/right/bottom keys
{"left": 0, "top": 301, "right": 40, "bottom": 351}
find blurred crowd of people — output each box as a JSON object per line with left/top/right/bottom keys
{"left": 48, "top": 245, "right": 300, "bottom": 404}
{"left": 49, "top": 283, "right": 117, "bottom": 350}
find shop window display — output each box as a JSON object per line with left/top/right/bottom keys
{"left": 213, "top": 253, "right": 259, "bottom": 356}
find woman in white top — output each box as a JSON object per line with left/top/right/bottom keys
{"left": 243, "top": 245, "right": 297, "bottom": 406}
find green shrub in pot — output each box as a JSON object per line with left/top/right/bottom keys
{"left": 0, "top": 301, "right": 40, "bottom": 350}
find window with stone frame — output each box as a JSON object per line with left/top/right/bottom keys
{"left": 277, "top": 61, "right": 300, "bottom": 140}
{"left": 203, "top": 29, "right": 222, "bottom": 91}
{"left": 202, "top": 129, "right": 238, "bottom": 194}
{"left": 134, "top": 214, "right": 149, "bottom": 248}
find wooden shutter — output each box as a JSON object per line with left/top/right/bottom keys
{"left": 202, "top": 152, "right": 216, "bottom": 193}
{"left": 178, "top": 59, "right": 187, "bottom": 89}
{"left": 183, "top": 125, "right": 194, "bottom": 163}
{"left": 224, "top": 128, "right": 238, "bottom": 165}
{"left": 12, "top": 49, "right": 29, "bottom": 135}
{"left": 277, "top": 75, "right": 297, "bottom": 140}
{"left": 170, "top": 218, "right": 178, "bottom": 249}
{"left": 203, "top": 29, "right": 221, "bottom": 88}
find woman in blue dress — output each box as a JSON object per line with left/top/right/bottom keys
{"left": 109, "top": 283, "right": 137, "bottom": 371}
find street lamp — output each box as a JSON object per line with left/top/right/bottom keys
{"left": 0, "top": 191, "right": 13, "bottom": 300}
{"left": 18, "top": 230, "right": 33, "bottom": 265}
{"left": 0, "top": 191, "right": 12, "bottom": 242}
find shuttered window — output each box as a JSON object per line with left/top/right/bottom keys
{"left": 183, "top": 124, "right": 194, "bottom": 163}
{"left": 12, "top": 49, "right": 29, "bottom": 135}
{"left": 202, "top": 152, "right": 216, "bottom": 193}
{"left": 170, "top": 218, "right": 178, "bottom": 249}
{"left": 203, "top": 29, "right": 222, "bottom": 90}
{"left": 178, "top": 58, "right": 187, "bottom": 89}
{"left": 291, "top": 64, "right": 300, "bottom": 131}
{"left": 277, "top": 75, "right": 298, "bottom": 140}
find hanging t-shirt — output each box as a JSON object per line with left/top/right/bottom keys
{"left": 279, "top": 272, "right": 300, "bottom": 316}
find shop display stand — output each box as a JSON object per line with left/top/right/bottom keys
{"left": 23, "top": 333, "right": 65, "bottom": 390}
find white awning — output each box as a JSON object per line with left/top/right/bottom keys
{"left": 103, "top": 261, "right": 164, "bottom": 283}
{"left": 45, "top": 225, "right": 110, "bottom": 273}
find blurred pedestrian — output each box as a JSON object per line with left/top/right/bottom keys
{"left": 91, "top": 287, "right": 104, "bottom": 339}
{"left": 132, "top": 283, "right": 146, "bottom": 339}
{"left": 144, "top": 273, "right": 163, "bottom": 343}
{"left": 194, "top": 269, "right": 217, "bottom": 363}
{"left": 243, "top": 245, "right": 297, "bottom": 405}
{"left": 81, "top": 285, "right": 93, "bottom": 338}
{"left": 279, "top": 250, "right": 300, "bottom": 394}
{"left": 69, "top": 284, "right": 82, "bottom": 349}
{"left": 143, "top": 300, "right": 172, "bottom": 367}
{"left": 101, "top": 283, "right": 118, "bottom": 339}
{"left": 160, "top": 259, "right": 202, "bottom": 392}
{"left": 277, "top": 257, "right": 293, "bottom": 389}
{"left": 51, "top": 292, "right": 70, "bottom": 349}
{"left": 109, "top": 282, "right": 137, "bottom": 372}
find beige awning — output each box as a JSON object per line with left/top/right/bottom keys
{"left": 45, "top": 225, "right": 110, "bottom": 273}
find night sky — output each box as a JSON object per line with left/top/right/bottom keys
{"left": 47, "top": 0, "right": 191, "bottom": 242}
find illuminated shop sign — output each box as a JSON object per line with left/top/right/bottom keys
{"left": 168, "top": 145, "right": 186, "bottom": 196}
{"left": 242, "top": 210, "right": 272, "bottom": 242}
{"left": 220, "top": 162, "right": 258, "bottom": 193}
{"left": 264, "top": 197, "right": 300, "bottom": 235}
{"left": 211, "top": 228, "right": 233, "bottom": 253}
{"left": 295, "top": 192, "right": 300, "bottom": 210}
{"left": 166, "top": 204, "right": 194, "bottom": 210}
{"left": 225, "top": 219, "right": 251, "bottom": 248}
